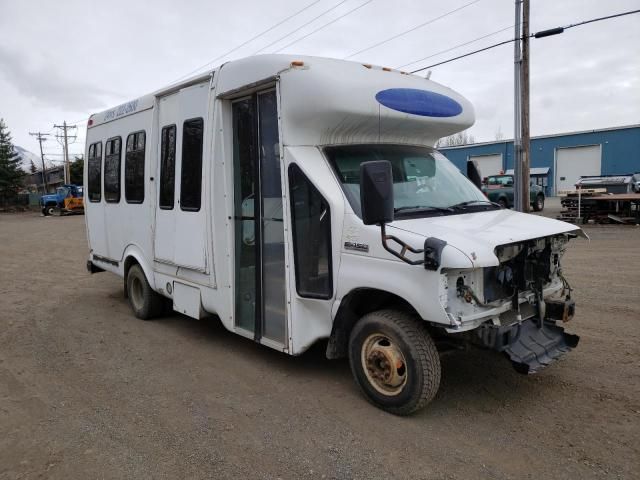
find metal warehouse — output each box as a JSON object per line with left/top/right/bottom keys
{"left": 439, "top": 124, "right": 640, "bottom": 195}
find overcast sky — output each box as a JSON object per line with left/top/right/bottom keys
{"left": 1, "top": 0, "right": 638, "bottom": 162}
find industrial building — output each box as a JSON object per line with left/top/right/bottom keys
{"left": 439, "top": 124, "right": 640, "bottom": 195}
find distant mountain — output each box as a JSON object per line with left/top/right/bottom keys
{"left": 14, "top": 146, "right": 46, "bottom": 172}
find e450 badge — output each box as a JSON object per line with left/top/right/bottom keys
{"left": 344, "top": 241, "right": 369, "bottom": 252}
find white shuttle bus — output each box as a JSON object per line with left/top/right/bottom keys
{"left": 85, "top": 55, "right": 583, "bottom": 415}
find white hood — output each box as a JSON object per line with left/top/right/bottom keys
{"left": 388, "top": 209, "right": 584, "bottom": 267}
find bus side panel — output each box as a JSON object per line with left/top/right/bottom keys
{"left": 282, "top": 147, "right": 345, "bottom": 355}
{"left": 84, "top": 130, "right": 109, "bottom": 260}
{"left": 86, "top": 109, "right": 155, "bottom": 276}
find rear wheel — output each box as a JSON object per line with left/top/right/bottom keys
{"left": 126, "top": 264, "right": 165, "bottom": 320}
{"left": 533, "top": 194, "right": 545, "bottom": 212}
{"left": 348, "top": 309, "right": 441, "bottom": 416}
{"left": 498, "top": 198, "right": 508, "bottom": 209}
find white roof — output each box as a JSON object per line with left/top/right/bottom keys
{"left": 89, "top": 54, "right": 475, "bottom": 145}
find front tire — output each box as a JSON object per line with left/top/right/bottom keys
{"left": 126, "top": 264, "right": 165, "bottom": 320}
{"left": 348, "top": 310, "right": 441, "bottom": 416}
{"left": 42, "top": 205, "right": 55, "bottom": 216}
{"left": 498, "top": 198, "right": 508, "bottom": 209}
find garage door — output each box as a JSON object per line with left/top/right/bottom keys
{"left": 468, "top": 154, "right": 503, "bottom": 179}
{"left": 555, "top": 145, "right": 601, "bottom": 193}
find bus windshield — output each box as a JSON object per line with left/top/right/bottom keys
{"left": 325, "top": 144, "right": 487, "bottom": 217}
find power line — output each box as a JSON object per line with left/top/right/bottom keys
{"left": 274, "top": 0, "right": 373, "bottom": 53}
{"left": 411, "top": 37, "right": 513, "bottom": 72}
{"left": 555, "top": 8, "right": 640, "bottom": 34}
{"left": 409, "top": 7, "right": 640, "bottom": 73}
{"left": 343, "top": 0, "right": 481, "bottom": 60}
{"left": 67, "top": 118, "right": 88, "bottom": 126}
{"left": 395, "top": 25, "right": 513, "bottom": 70}
{"left": 254, "top": 0, "right": 349, "bottom": 54}
{"left": 171, "top": 0, "right": 323, "bottom": 83}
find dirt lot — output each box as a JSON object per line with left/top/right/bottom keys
{"left": 1, "top": 213, "right": 639, "bottom": 480}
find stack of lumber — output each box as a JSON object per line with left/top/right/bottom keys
{"left": 557, "top": 189, "right": 605, "bottom": 222}
{"left": 557, "top": 191, "right": 640, "bottom": 224}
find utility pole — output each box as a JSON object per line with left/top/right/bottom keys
{"left": 54, "top": 121, "right": 77, "bottom": 184}
{"left": 513, "top": 0, "right": 523, "bottom": 212}
{"left": 521, "top": 0, "right": 530, "bottom": 212}
{"left": 29, "top": 132, "right": 50, "bottom": 194}
{"left": 514, "top": 0, "right": 531, "bottom": 212}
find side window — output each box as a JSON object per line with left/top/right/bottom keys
{"left": 87, "top": 142, "right": 102, "bottom": 202}
{"left": 104, "top": 137, "right": 122, "bottom": 203}
{"left": 180, "top": 118, "right": 204, "bottom": 211}
{"left": 125, "top": 131, "right": 145, "bottom": 203}
{"left": 159, "top": 125, "right": 176, "bottom": 209}
{"left": 288, "top": 164, "right": 333, "bottom": 299}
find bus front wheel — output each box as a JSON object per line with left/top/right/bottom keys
{"left": 348, "top": 309, "right": 441, "bottom": 415}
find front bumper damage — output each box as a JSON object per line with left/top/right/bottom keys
{"left": 473, "top": 306, "right": 579, "bottom": 374}
{"left": 443, "top": 233, "right": 580, "bottom": 374}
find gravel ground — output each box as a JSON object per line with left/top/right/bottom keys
{"left": 1, "top": 213, "right": 639, "bottom": 479}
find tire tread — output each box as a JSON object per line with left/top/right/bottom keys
{"left": 349, "top": 309, "right": 441, "bottom": 415}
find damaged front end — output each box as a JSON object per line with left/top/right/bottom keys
{"left": 440, "top": 233, "right": 580, "bottom": 374}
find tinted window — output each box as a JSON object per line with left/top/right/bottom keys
{"left": 180, "top": 118, "right": 204, "bottom": 211}
{"left": 104, "top": 137, "right": 122, "bottom": 203}
{"left": 159, "top": 125, "right": 176, "bottom": 209}
{"left": 288, "top": 164, "right": 332, "bottom": 298}
{"left": 125, "top": 131, "right": 145, "bottom": 203}
{"left": 87, "top": 141, "right": 102, "bottom": 202}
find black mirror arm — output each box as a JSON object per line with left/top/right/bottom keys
{"left": 380, "top": 224, "right": 425, "bottom": 266}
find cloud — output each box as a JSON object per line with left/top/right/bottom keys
{"left": 0, "top": 46, "right": 113, "bottom": 111}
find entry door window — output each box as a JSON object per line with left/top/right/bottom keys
{"left": 289, "top": 165, "right": 332, "bottom": 298}
{"left": 232, "top": 97, "right": 258, "bottom": 333}
{"left": 232, "top": 89, "right": 286, "bottom": 343}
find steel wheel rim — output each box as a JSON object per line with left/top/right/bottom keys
{"left": 361, "top": 333, "right": 408, "bottom": 396}
{"left": 130, "top": 276, "right": 144, "bottom": 310}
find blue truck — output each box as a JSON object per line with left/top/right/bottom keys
{"left": 40, "top": 184, "right": 84, "bottom": 216}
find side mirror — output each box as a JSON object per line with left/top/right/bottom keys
{"left": 361, "top": 160, "right": 446, "bottom": 268}
{"left": 467, "top": 160, "right": 482, "bottom": 189}
{"left": 360, "top": 160, "right": 394, "bottom": 226}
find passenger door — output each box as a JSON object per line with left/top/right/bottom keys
{"left": 154, "top": 82, "right": 209, "bottom": 271}
{"left": 232, "top": 89, "right": 287, "bottom": 345}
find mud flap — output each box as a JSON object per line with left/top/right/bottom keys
{"left": 504, "top": 319, "right": 579, "bottom": 374}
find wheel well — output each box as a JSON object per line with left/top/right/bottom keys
{"left": 122, "top": 256, "right": 140, "bottom": 298}
{"left": 326, "top": 288, "right": 421, "bottom": 359}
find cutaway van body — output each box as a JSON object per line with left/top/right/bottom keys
{"left": 85, "top": 55, "right": 582, "bottom": 414}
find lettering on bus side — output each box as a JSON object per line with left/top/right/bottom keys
{"left": 104, "top": 100, "right": 140, "bottom": 122}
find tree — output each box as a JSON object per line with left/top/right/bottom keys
{"left": 0, "top": 119, "right": 25, "bottom": 202}
{"left": 69, "top": 156, "right": 84, "bottom": 185}
{"left": 29, "top": 159, "right": 37, "bottom": 173}
{"left": 436, "top": 129, "right": 475, "bottom": 148}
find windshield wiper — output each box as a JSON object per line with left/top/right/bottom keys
{"left": 448, "top": 200, "right": 501, "bottom": 210}
{"left": 394, "top": 205, "right": 454, "bottom": 214}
